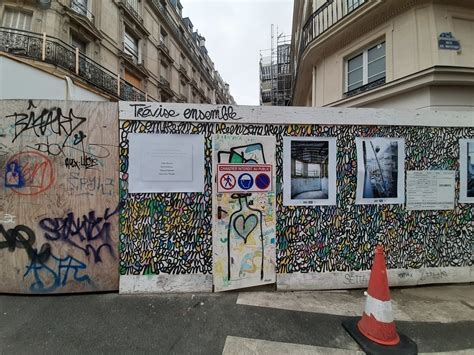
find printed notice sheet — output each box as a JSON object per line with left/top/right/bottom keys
{"left": 406, "top": 171, "right": 455, "bottom": 210}
{"left": 128, "top": 133, "right": 204, "bottom": 193}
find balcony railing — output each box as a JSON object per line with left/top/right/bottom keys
{"left": 344, "top": 76, "right": 385, "bottom": 98}
{"left": 0, "top": 27, "right": 151, "bottom": 101}
{"left": 71, "top": 0, "right": 94, "bottom": 22}
{"left": 300, "top": 0, "right": 367, "bottom": 57}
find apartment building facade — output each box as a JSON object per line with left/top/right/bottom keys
{"left": 291, "top": 0, "right": 474, "bottom": 109}
{"left": 0, "top": 0, "right": 235, "bottom": 104}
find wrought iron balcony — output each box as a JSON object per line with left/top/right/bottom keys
{"left": 0, "top": 27, "right": 150, "bottom": 101}
{"left": 71, "top": 0, "right": 94, "bottom": 22}
{"left": 300, "top": 0, "right": 368, "bottom": 57}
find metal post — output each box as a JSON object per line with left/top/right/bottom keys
{"left": 75, "top": 48, "right": 79, "bottom": 75}
{"left": 41, "top": 33, "right": 46, "bottom": 61}
{"left": 117, "top": 74, "right": 121, "bottom": 96}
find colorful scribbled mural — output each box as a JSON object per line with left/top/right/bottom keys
{"left": 119, "top": 121, "right": 473, "bottom": 282}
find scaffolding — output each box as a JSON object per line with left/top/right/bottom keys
{"left": 259, "top": 25, "right": 292, "bottom": 106}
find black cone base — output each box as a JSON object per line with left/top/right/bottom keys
{"left": 342, "top": 318, "right": 418, "bottom": 355}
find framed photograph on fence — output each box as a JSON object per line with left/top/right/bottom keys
{"left": 283, "top": 137, "right": 337, "bottom": 206}
{"left": 356, "top": 137, "right": 405, "bottom": 205}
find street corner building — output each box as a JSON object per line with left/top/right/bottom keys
{"left": 290, "top": 0, "right": 474, "bottom": 110}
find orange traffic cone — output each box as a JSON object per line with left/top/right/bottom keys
{"left": 357, "top": 245, "right": 400, "bottom": 345}
{"left": 342, "top": 245, "right": 418, "bottom": 354}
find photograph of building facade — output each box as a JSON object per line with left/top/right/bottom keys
{"left": 290, "top": 0, "right": 474, "bottom": 109}
{"left": 361, "top": 139, "right": 399, "bottom": 199}
{"left": 0, "top": 0, "right": 235, "bottom": 104}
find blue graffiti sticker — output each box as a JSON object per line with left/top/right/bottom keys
{"left": 5, "top": 160, "right": 25, "bottom": 188}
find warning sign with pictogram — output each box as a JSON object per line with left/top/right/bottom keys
{"left": 217, "top": 164, "right": 272, "bottom": 193}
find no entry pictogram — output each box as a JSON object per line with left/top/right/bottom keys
{"left": 217, "top": 164, "right": 272, "bottom": 193}
{"left": 220, "top": 173, "right": 236, "bottom": 190}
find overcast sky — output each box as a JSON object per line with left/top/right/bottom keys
{"left": 180, "top": 0, "right": 294, "bottom": 105}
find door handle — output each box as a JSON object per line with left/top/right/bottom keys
{"left": 218, "top": 206, "right": 228, "bottom": 219}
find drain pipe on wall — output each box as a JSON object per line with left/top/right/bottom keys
{"left": 64, "top": 75, "right": 75, "bottom": 100}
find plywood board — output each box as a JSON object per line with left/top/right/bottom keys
{"left": 0, "top": 100, "right": 118, "bottom": 293}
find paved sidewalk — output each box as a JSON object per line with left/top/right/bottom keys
{"left": 1, "top": 284, "right": 473, "bottom": 354}
{"left": 237, "top": 285, "right": 474, "bottom": 323}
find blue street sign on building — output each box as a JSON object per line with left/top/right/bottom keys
{"left": 438, "top": 32, "right": 461, "bottom": 51}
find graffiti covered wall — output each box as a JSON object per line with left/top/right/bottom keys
{"left": 119, "top": 103, "right": 472, "bottom": 292}
{"left": 213, "top": 135, "right": 277, "bottom": 292}
{"left": 0, "top": 100, "right": 118, "bottom": 293}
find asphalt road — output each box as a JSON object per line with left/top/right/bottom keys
{"left": 1, "top": 290, "right": 473, "bottom": 354}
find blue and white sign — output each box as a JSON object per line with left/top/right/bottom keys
{"left": 438, "top": 32, "right": 461, "bottom": 51}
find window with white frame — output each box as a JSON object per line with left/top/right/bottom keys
{"left": 346, "top": 41, "right": 385, "bottom": 92}
{"left": 2, "top": 8, "right": 32, "bottom": 31}
{"left": 124, "top": 30, "right": 139, "bottom": 62}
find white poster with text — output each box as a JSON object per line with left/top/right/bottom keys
{"left": 128, "top": 133, "right": 204, "bottom": 193}
{"left": 406, "top": 171, "right": 455, "bottom": 210}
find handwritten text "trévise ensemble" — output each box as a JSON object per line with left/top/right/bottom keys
{"left": 129, "top": 104, "right": 241, "bottom": 121}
